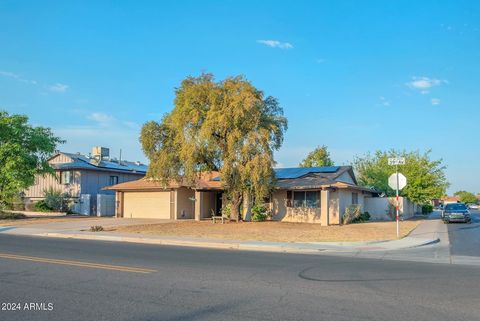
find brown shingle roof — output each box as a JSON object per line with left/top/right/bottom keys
{"left": 104, "top": 171, "right": 222, "bottom": 191}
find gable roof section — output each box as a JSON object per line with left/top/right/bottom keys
{"left": 105, "top": 171, "right": 222, "bottom": 191}
{"left": 49, "top": 152, "right": 148, "bottom": 174}
{"left": 106, "top": 166, "right": 375, "bottom": 193}
{"left": 274, "top": 166, "right": 368, "bottom": 191}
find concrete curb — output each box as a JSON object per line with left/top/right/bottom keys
{"left": 34, "top": 232, "right": 439, "bottom": 255}
{"left": 36, "top": 233, "right": 325, "bottom": 254}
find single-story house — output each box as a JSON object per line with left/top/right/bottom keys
{"left": 106, "top": 166, "right": 377, "bottom": 225}
{"left": 441, "top": 196, "right": 461, "bottom": 205}
{"left": 24, "top": 146, "right": 148, "bottom": 214}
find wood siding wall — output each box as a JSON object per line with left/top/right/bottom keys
{"left": 24, "top": 170, "right": 81, "bottom": 199}
{"left": 24, "top": 170, "right": 144, "bottom": 199}
{"left": 79, "top": 170, "right": 143, "bottom": 196}
{"left": 49, "top": 153, "right": 73, "bottom": 164}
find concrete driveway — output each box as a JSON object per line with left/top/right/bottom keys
{"left": 0, "top": 217, "right": 173, "bottom": 236}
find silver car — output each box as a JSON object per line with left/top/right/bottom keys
{"left": 442, "top": 203, "right": 471, "bottom": 224}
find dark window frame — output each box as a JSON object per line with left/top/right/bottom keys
{"left": 60, "top": 171, "right": 73, "bottom": 185}
{"left": 287, "top": 190, "right": 320, "bottom": 208}
{"left": 109, "top": 175, "right": 119, "bottom": 185}
{"left": 352, "top": 192, "right": 359, "bottom": 205}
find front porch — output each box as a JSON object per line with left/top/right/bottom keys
{"left": 192, "top": 190, "right": 224, "bottom": 221}
{"left": 270, "top": 188, "right": 337, "bottom": 225}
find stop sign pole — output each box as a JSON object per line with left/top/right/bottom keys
{"left": 395, "top": 169, "right": 400, "bottom": 238}
{"left": 388, "top": 157, "right": 406, "bottom": 238}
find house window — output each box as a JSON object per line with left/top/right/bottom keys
{"left": 293, "top": 191, "right": 306, "bottom": 208}
{"left": 352, "top": 192, "right": 359, "bottom": 205}
{"left": 288, "top": 191, "right": 320, "bottom": 208}
{"left": 306, "top": 191, "right": 320, "bottom": 208}
{"left": 109, "top": 176, "right": 119, "bottom": 185}
{"left": 61, "top": 171, "right": 73, "bottom": 185}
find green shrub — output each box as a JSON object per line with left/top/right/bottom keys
{"left": 221, "top": 203, "right": 232, "bottom": 218}
{"left": 0, "top": 211, "right": 26, "bottom": 220}
{"left": 351, "top": 211, "right": 371, "bottom": 223}
{"left": 422, "top": 204, "right": 433, "bottom": 214}
{"left": 33, "top": 200, "right": 53, "bottom": 212}
{"left": 343, "top": 205, "right": 368, "bottom": 224}
{"left": 2, "top": 194, "right": 25, "bottom": 211}
{"left": 44, "top": 187, "right": 70, "bottom": 212}
{"left": 90, "top": 225, "right": 104, "bottom": 232}
{"left": 251, "top": 204, "right": 268, "bottom": 222}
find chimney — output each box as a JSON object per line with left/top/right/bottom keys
{"left": 91, "top": 146, "right": 110, "bottom": 160}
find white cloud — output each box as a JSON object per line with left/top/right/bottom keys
{"left": 87, "top": 112, "right": 114, "bottom": 126}
{"left": 48, "top": 83, "right": 69, "bottom": 92}
{"left": 274, "top": 162, "right": 285, "bottom": 168}
{"left": 53, "top": 111, "right": 146, "bottom": 162}
{"left": 53, "top": 125, "right": 146, "bottom": 163}
{"left": 0, "top": 70, "right": 37, "bottom": 85}
{"left": 379, "top": 96, "right": 390, "bottom": 107}
{"left": 406, "top": 76, "right": 447, "bottom": 93}
{"left": 123, "top": 121, "right": 140, "bottom": 129}
{"left": 0, "top": 71, "right": 71, "bottom": 94}
{"left": 257, "top": 39, "right": 293, "bottom": 49}
{"left": 431, "top": 98, "right": 441, "bottom": 105}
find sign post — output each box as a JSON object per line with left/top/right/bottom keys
{"left": 388, "top": 157, "right": 406, "bottom": 238}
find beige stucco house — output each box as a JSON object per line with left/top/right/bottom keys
{"left": 107, "top": 166, "right": 377, "bottom": 225}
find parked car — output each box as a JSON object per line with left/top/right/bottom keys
{"left": 468, "top": 204, "right": 479, "bottom": 210}
{"left": 442, "top": 203, "right": 471, "bottom": 224}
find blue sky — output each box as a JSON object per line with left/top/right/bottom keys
{"left": 1, "top": 1, "right": 479, "bottom": 194}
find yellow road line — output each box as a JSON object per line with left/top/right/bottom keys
{"left": 0, "top": 252, "right": 157, "bottom": 274}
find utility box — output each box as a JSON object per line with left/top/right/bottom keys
{"left": 91, "top": 146, "right": 110, "bottom": 160}
{"left": 97, "top": 194, "right": 116, "bottom": 216}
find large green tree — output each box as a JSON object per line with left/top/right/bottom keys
{"left": 0, "top": 111, "right": 63, "bottom": 207}
{"left": 299, "top": 145, "right": 334, "bottom": 167}
{"left": 140, "top": 73, "right": 288, "bottom": 221}
{"left": 454, "top": 190, "right": 478, "bottom": 204}
{"left": 353, "top": 150, "right": 449, "bottom": 204}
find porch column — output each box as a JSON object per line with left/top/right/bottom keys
{"left": 115, "top": 191, "right": 123, "bottom": 218}
{"left": 320, "top": 189, "right": 330, "bottom": 226}
{"left": 194, "top": 190, "right": 202, "bottom": 221}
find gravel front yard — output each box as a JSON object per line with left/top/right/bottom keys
{"left": 108, "top": 220, "right": 422, "bottom": 242}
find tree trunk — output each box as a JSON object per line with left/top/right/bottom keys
{"left": 230, "top": 194, "right": 243, "bottom": 222}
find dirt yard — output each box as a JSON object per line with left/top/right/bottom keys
{"left": 108, "top": 220, "right": 422, "bottom": 242}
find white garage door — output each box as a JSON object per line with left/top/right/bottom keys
{"left": 123, "top": 191, "right": 171, "bottom": 219}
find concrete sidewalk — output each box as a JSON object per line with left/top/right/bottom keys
{"left": 5, "top": 213, "right": 479, "bottom": 266}
{"left": 31, "top": 230, "right": 438, "bottom": 254}
{"left": 0, "top": 216, "right": 439, "bottom": 255}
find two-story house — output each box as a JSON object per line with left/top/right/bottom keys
{"left": 24, "top": 146, "right": 147, "bottom": 215}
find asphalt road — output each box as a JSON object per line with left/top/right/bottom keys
{"left": 448, "top": 209, "right": 480, "bottom": 257}
{"left": 1, "top": 234, "right": 480, "bottom": 321}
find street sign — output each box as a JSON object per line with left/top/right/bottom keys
{"left": 387, "top": 157, "right": 407, "bottom": 238}
{"left": 388, "top": 173, "right": 407, "bottom": 190}
{"left": 388, "top": 157, "right": 406, "bottom": 166}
